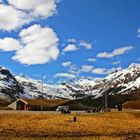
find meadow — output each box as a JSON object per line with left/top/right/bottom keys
{"left": 0, "top": 111, "right": 140, "bottom": 140}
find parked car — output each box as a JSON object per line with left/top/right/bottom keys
{"left": 56, "top": 106, "right": 71, "bottom": 114}
{"left": 56, "top": 106, "right": 69, "bottom": 111}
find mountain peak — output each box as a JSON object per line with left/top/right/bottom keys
{"left": 128, "top": 63, "right": 140, "bottom": 69}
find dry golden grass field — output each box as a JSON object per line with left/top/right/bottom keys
{"left": 0, "top": 111, "right": 140, "bottom": 140}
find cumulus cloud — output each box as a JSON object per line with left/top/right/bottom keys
{"left": 92, "top": 67, "right": 122, "bottom": 75}
{"left": 0, "top": 0, "right": 59, "bottom": 31}
{"left": 137, "top": 28, "right": 140, "bottom": 37}
{"left": 93, "top": 77, "right": 104, "bottom": 81}
{"left": 87, "top": 58, "right": 96, "bottom": 62}
{"left": 63, "top": 39, "right": 92, "bottom": 53}
{"left": 68, "top": 69, "right": 80, "bottom": 75}
{"left": 55, "top": 73, "right": 76, "bottom": 79}
{"left": 92, "top": 68, "right": 106, "bottom": 74}
{"left": 67, "top": 38, "right": 76, "bottom": 43}
{"left": 0, "top": 4, "right": 31, "bottom": 31}
{"left": 62, "top": 44, "right": 78, "bottom": 53}
{"left": 112, "top": 61, "right": 121, "bottom": 65}
{"left": 97, "top": 46, "right": 134, "bottom": 58}
{"left": 12, "top": 24, "right": 59, "bottom": 65}
{"left": 67, "top": 64, "right": 94, "bottom": 75}
{"left": 62, "top": 61, "right": 72, "bottom": 67}
{"left": 0, "top": 37, "right": 21, "bottom": 51}
{"left": 79, "top": 40, "right": 92, "bottom": 49}
{"left": 68, "top": 65, "right": 80, "bottom": 75}
{"left": 81, "top": 65, "right": 94, "bottom": 72}
{"left": 8, "top": 0, "right": 57, "bottom": 18}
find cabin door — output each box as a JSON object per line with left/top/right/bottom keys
{"left": 16, "top": 100, "right": 26, "bottom": 110}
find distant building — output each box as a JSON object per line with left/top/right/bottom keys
{"left": 123, "top": 100, "right": 140, "bottom": 110}
{"left": 8, "top": 98, "right": 85, "bottom": 111}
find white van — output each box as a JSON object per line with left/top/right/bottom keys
{"left": 56, "top": 106, "right": 69, "bottom": 111}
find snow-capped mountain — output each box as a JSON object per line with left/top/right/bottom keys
{"left": 0, "top": 66, "right": 24, "bottom": 102}
{"left": 15, "top": 75, "right": 75, "bottom": 99}
{"left": 105, "top": 63, "right": 140, "bottom": 94}
{"left": 0, "top": 63, "right": 140, "bottom": 105}
{"left": 51, "top": 63, "right": 140, "bottom": 99}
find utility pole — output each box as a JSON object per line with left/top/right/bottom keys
{"left": 42, "top": 73, "right": 44, "bottom": 97}
{"left": 105, "top": 91, "right": 108, "bottom": 111}
{"left": 103, "top": 79, "right": 109, "bottom": 112}
{"left": 41, "top": 73, "right": 44, "bottom": 113}
{"left": 104, "top": 79, "right": 113, "bottom": 112}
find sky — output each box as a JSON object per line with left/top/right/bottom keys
{"left": 0, "top": 0, "right": 140, "bottom": 83}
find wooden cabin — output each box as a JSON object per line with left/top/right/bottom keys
{"left": 8, "top": 98, "right": 85, "bottom": 111}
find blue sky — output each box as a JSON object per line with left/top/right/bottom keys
{"left": 0, "top": 0, "right": 140, "bottom": 83}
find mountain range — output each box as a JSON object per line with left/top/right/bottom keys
{"left": 0, "top": 63, "right": 140, "bottom": 107}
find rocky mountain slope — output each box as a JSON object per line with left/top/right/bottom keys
{"left": 0, "top": 66, "right": 24, "bottom": 100}
{"left": 0, "top": 63, "right": 140, "bottom": 106}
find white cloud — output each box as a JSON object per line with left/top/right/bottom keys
{"left": 68, "top": 65, "right": 80, "bottom": 75}
{"left": 67, "top": 38, "right": 76, "bottom": 43}
{"left": 97, "top": 46, "right": 133, "bottom": 58}
{"left": 62, "top": 44, "right": 78, "bottom": 53}
{"left": 67, "top": 64, "right": 94, "bottom": 75}
{"left": 137, "top": 28, "right": 140, "bottom": 38}
{"left": 8, "top": 0, "right": 58, "bottom": 18}
{"left": 91, "top": 67, "right": 122, "bottom": 75}
{"left": 12, "top": 24, "right": 59, "bottom": 65}
{"left": 79, "top": 40, "right": 92, "bottom": 49}
{"left": 138, "top": 28, "right": 140, "bottom": 37}
{"left": 0, "top": 0, "right": 59, "bottom": 31}
{"left": 81, "top": 65, "right": 94, "bottom": 72}
{"left": 87, "top": 58, "right": 96, "bottom": 62}
{"left": 93, "top": 77, "right": 104, "bottom": 81}
{"left": 92, "top": 68, "right": 106, "bottom": 74}
{"left": 68, "top": 69, "right": 80, "bottom": 75}
{"left": 112, "top": 61, "right": 121, "bottom": 65}
{"left": 62, "top": 61, "right": 72, "bottom": 67}
{"left": 55, "top": 73, "right": 76, "bottom": 79}
{"left": 138, "top": 28, "right": 140, "bottom": 33}
{"left": 106, "top": 67, "right": 122, "bottom": 74}
{"left": 63, "top": 39, "right": 92, "bottom": 53}
{"left": 0, "top": 4, "right": 31, "bottom": 31}
{"left": 0, "top": 37, "right": 21, "bottom": 51}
